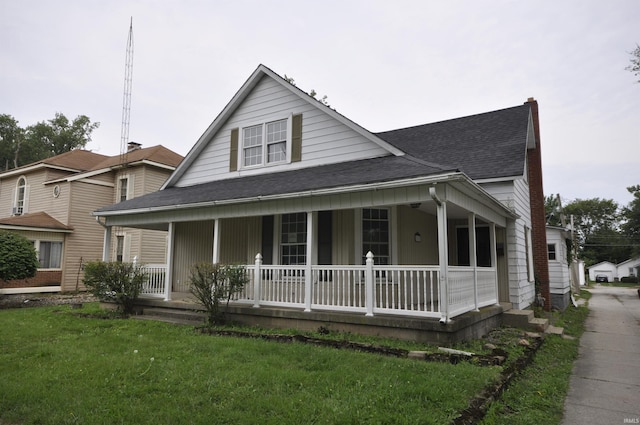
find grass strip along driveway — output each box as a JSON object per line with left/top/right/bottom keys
{"left": 0, "top": 297, "right": 589, "bottom": 425}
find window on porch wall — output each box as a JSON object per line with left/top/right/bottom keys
{"left": 280, "top": 212, "right": 307, "bottom": 265}
{"left": 362, "top": 208, "right": 389, "bottom": 265}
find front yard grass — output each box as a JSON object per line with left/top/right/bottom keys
{"left": 479, "top": 290, "right": 591, "bottom": 425}
{"left": 1, "top": 303, "right": 501, "bottom": 425}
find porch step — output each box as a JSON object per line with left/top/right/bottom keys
{"left": 502, "top": 309, "right": 549, "bottom": 332}
{"left": 134, "top": 306, "right": 207, "bottom": 326}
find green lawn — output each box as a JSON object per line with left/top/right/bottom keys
{"left": 479, "top": 290, "right": 591, "bottom": 425}
{"left": 0, "top": 304, "right": 501, "bottom": 425}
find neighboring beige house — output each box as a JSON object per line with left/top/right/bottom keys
{"left": 0, "top": 143, "right": 183, "bottom": 293}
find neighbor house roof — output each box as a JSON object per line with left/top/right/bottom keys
{"left": 376, "top": 104, "right": 532, "bottom": 181}
{"left": 87, "top": 145, "right": 183, "bottom": 171}
{"left": 0, "top": 150, "right": 110, "bottom": 179}
{"left": 0, "top": 212, "right": 73, "bottom": 232}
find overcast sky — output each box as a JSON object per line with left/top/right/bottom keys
{"left": 2, "top": 0, "right": 638, "bottom": 207}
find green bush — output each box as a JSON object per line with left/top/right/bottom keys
{"left": 189, "top": 263, "right": 248, "bottom": 326}
{"left": 82, "top": 261, "right": 146, "bottom": 314}
{"left": 0, "top": 231, "right": 38, "bottom": 282}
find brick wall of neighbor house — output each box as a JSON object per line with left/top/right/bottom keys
{"left": 1, "top": 270, "right": 62, "bottom": 288}
{"left": 526, "top": 98, "right": 551, "bottom": 310}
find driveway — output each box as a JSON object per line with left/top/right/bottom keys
{"left": 562, "top": 285, "right": 640, "bottom": 424}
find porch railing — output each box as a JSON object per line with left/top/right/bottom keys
{"left": 141, "top": 253, "right": 498, "bottom": 321}
{"left": 139, "top": 264, "right": 167, "bottom": 298}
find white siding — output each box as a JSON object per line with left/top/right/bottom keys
{"left": 481, "top": 178, "right": 534, "bottom": 309}
{"left": 546, "top": 228, "right": 570, "bottom": 295}
{"left": 175, "top": 76, "right": 390, "bottom": 187}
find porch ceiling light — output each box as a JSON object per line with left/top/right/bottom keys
{"left": 410, "top": 203, "right": 421, "bottom": 209}
{"left": 414, "top": 232, "right": 422, "bottom": 243}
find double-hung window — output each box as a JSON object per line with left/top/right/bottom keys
{"left": 14, "top": 177, "right": 27, "bottom": 215}
{"left": 362, "top": 208, "right": 390, "bottom": 265}
{"left": 119, "top": 177, "right": 129, "bottom": 202}
{"left": 242, "top": 118, "right": 288, "bottom": 168}
{"left": 280, "top": 213, "right": 307, "bottom": 265}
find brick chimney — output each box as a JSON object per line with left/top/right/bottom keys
{"left": 525, "top": 97, "right": 551, "bottom": 310}
{"left": 127, "top": 141, "right": 142, "bottom": 152}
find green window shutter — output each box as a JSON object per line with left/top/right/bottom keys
{"left": 229, "top": 128, "right": 239, "bottom": 171}
{"left": 291, "top": 114, "right": 302, "bottom": 163}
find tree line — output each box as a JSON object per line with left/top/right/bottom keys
{"left": 545, "top": 186, "right": 640, "bottom": 267}
{"left": 0, "top": 113, "right": 99, "bottom": 171}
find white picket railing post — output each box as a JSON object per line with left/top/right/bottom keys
{"left": 365, "top": 251, "right": 375, "bottom": 316}
{"left": 253, "top": 253, "right": 262, "bottom": 308}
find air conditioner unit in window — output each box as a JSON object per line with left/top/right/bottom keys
{"left": 12, "top": 207, "right": 22, "bottom": 216}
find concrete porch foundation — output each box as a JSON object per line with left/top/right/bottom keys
{"left": 133, "top": 295, "right": 504, "bottom": 345}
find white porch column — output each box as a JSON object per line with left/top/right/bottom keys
{"left": 102, "top": 226, "right": 112, "bottom": 261}
{"left": 304, "top": 211, "right": 315, "bottom": 312}
{"left": 468, "top": 212, "right": 479, "bottom": 311}
{"left": 490, "top": 222, "right": 499, "bottom": 305}
{"left": 164, "top": 222, "right": 175, "bottom": 301}
{"left": 212, "top": 218, "right": 220, "bottom": 264}
{"left": 365, "top": 251, "right": 375, "bottom": 316}
{"left": 436, "top": 201, "right": 449, "bottom": 323}
{"left": 253, "top": 253, "right": 262, "bottom": 308}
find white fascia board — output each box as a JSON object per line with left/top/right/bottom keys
{"left": 474, "top": 175, "right": 520, "bottom": 184}
{"left": 45, "top": 167, "right": 112, "bottom": 184}
{"left": 0, "top": 224, "right": 73, "bottom": 233}
{"left": 162, "top": 64, "right": 405, "bottom": 190}
{"left": 0, "top": 163, "right": 81, "bottom": 179}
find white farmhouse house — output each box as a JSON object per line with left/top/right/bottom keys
{"left": 93, "top": 65, "right": 551, "bottom": 341}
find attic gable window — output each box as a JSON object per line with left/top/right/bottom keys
{"left": 242, "top": 118, "right": 288, "bottom": 167}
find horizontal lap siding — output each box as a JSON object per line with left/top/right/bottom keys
{"left": 62, "top": 181, "right": 114, "bottom": 291}
{"left": 175, "top": 76, "right": 390, "bottom": 188}
{"left": 482, "top": 179, "right": 534, "bottom": 308}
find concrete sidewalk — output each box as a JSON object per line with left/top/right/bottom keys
{"left": 562, "top": 285, "right": 640, "bottom": 425}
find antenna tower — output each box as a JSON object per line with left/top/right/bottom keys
{"left": 120, "top": 18, "right": 134, "bottom": 162}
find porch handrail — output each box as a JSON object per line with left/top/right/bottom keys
{"left": 139, "top": 263, "right": 167, "bottom": 298}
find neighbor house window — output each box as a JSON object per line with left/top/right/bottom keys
{"left": 362, "top": 208, "right": 390, "bottom": 265}
{"left": 119, "top": 177, "right": 129, "bottom": 202}
{"left": 547, "top": 244, "right": 557, "bottom": 261}
{"left": 116, "top": 235, "right": 124, "bottom": 262}
{"left": 280, "top": 213, "right": 306, "bottom": 265}
{"left": 242, "top": 118, "right": 288, "bottom": 167}
{"left": 38, "top": 241, "right": 62, "bottom": 269}
{"left": 14, "top": 176, "right": 27, "bottom": 215}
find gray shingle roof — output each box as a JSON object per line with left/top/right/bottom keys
{"left": 376, "top": 104, "right": 531, "bottom": 180}
{"left": 96, "top": 103, "right": 532, "bottom": 214}
{"left": 96, "top": 155, "right": 454, "bottom": 212}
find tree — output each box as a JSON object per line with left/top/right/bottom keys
{"left": 0, "top": 231, "right": 39, "bottom": 282}
{"left": 563, "top": 198, "right": 622, "bottom": 265}
{"left": 545, "top": 194, "right": 564, "bottom": 227}
{"left": 0, "top": 112, "right": 100, "bottom": 169}
{"left": 627, "top": 43, "right": 640, "bottom": 83}
{"left": 25, "top": 113, "right": 100, "bottom": 159}
{"left": 0, "top": 114, "right": 24, "bottom": 171}
{"left": 622, "top": 185, "right": 640, "bottom": 257}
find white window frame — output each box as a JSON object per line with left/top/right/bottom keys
{"left": 34, "top": 240, "right": 63, "bottom": 270}
{"left": 360, "top": 208, "right": 391, "bottom": 265}
{"left": 13, "top": 176, "right": 28, "bottom": 216}
{"left": 547, "top": 243, "right": 557, "bottom": 261}
{"left": 118, "top": 174, "right": 133, "bottom": 202}
{"left": 240, "top": 116, "right": 292, "bottom": 169}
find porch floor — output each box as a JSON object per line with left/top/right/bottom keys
{"left": 134, "top": 292, "right": 505, "bottom": 345}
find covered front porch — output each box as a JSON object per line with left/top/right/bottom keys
{"left": 100, "top": 176, "right": 517, "bottom": 325}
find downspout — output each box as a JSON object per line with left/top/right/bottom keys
{"left": 95, "top": 216, "right": 112, "bottom": 262}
